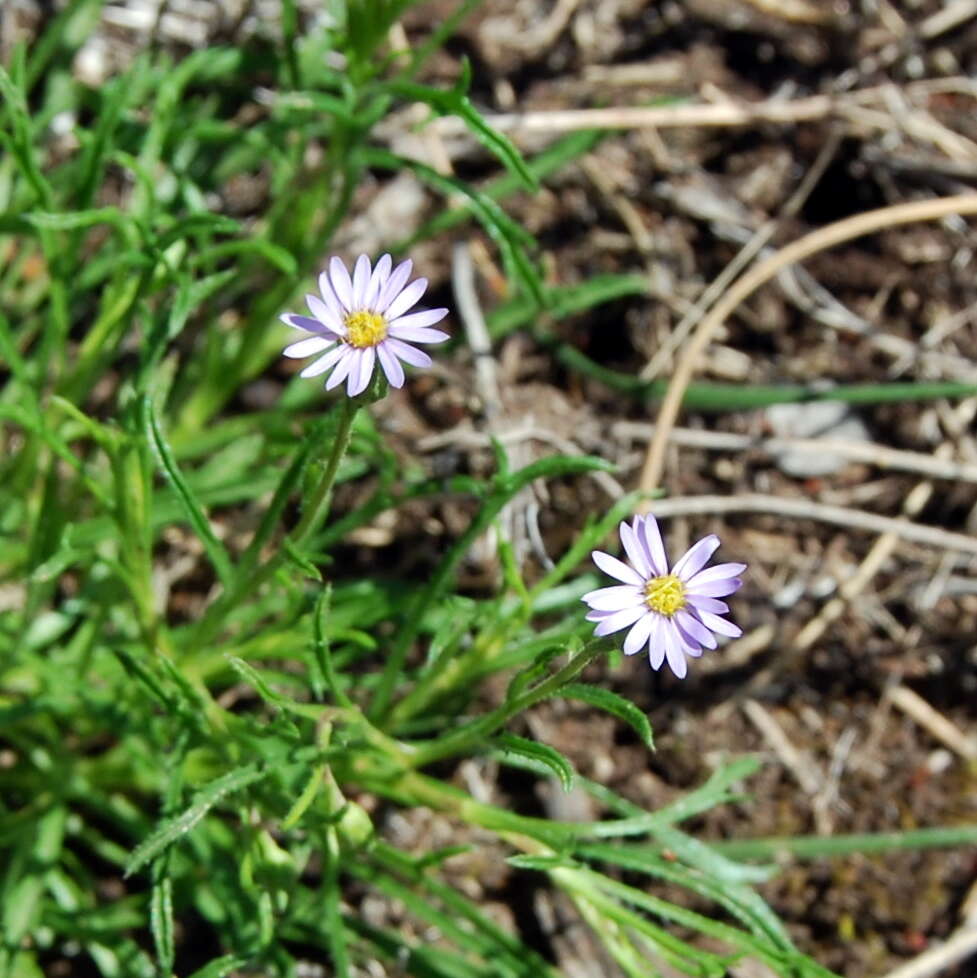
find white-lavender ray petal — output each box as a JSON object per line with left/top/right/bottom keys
{"left": 593, "top": 604, "right": 645, "bottom": 636}
{"left": 351, "top": 254, "right": 371, "bottom": 308}
{"left": 300, "top": 345, "right": 345, "bottom": 378}
{"left": 383, "top": 277, "right": 427, "bottom": 321}
{"left": 377, "top": 259, "right": 412, "bottom": 311}
{"left": 329, "top": 256, "right": 354, "bottom": 311}
{"left": 581, "top": 585, "right": 643, "bottom": 611}
{"left": 620, "top": 520, "right": 652, "bottom": 578}
{"left": 685, "top": 577, "right": 742, "bottom": 598}
{"left": 685, "top": 595, "right": 729, "bottom": 615}
{"left": 387, "top": 308, "right": 448, "bottom": 330}
{"left": 686, "top": 563, "right": 747, "bottom": 588}
{"left": 377, "top": 342, "right": 405, "bottom": 388}
{"left": 637, "top": 515, "right": 668, "bottom": 576}
{"left": 324, "top": 348, "right": 356, "bottom": 390}
{"left": 592, "top": 550, "right": 644, "bottom": 586}
{"left": 385, "top": 338, "right": 432, "bottom": 368}
{"left": 672, "top": 535, "right": 721, "bottom": 581}
{"left": 347, "top": 346, "right": 376, "bottom": 396}
{"left": 281, "top": 313, "right": 333, "bottom": 335}
{"left": 284, "top": 336, "right": 333, "bottom": 358}
{"left": 306, "top": 293, "right": 346, "bottom": 335}
{"left": 663, "top": 623, "right": 688, "bottom": 678}
{"left": 696, "top": 610, "right": 743, "bottom": 638}
{"left": 365, "top": 254, "right": 391, "bottom": 307}
{"left": 387, "top": 325, "right": 450, "bottom": 344}
{"left": 623, "top": 612, "right": 655, "bottom": 656}
{"left": 648, "top": 617, "right": 666, "bottom": 670}
{"left": 675, "top": 610, "right": 716, "bottom": 649}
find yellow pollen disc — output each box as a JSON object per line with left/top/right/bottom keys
{"left": 644, "top": 574, "right": 686, "bottom": 617}
{"left": 344, "top": 310, "right": 388, "bottom": 349}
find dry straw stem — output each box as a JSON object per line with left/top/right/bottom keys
{"left": 885, "top": 684, "right": 977, "bottom": 761}
{"left": 614, "top": 422, "right": 977, "bottom": 485}
{"left": 435, "top": 81, "right": 977, "bottom": 138}
{"left": 645, "top": 493, "right": 977, "bottom": 557}
{"left": 784, "top": 470, "right": 936, "bottom": 659}
{"left": 638, "top": 193, "right": 977, "bottom": 496}
{"left": 876, "top": 926, "right": 977, "bottom": 978}
{"left": 477, "top": 95, "right": 835, "bottom": 134}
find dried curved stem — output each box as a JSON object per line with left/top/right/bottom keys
{"left": 638, "top": 194, "right": 977, "bottom": 500}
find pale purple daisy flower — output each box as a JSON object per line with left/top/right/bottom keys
{"left": 582, "top": 514, "right": 745, "bottom": 679}
{"left": 281, "top": 254, "right": 449, "bottom": 397}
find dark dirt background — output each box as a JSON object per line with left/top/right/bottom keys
{"left": 9, "top": 1, "right": 977, "bottom": 975}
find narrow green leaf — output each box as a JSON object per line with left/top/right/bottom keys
{"left": 488, "top": 274, "right": 649, "bottom": 338}
{"left": 373, "top": 454, "right": 610, "bottom": 719}
{"left": 679, "top": 379, "right": 977, "bottom": 412}
{"left": 715, "top": 824, "right": 977, "bottom": 862}
{"left": 125, "top": 765, "right": 267, "bottom": 878}
{"left": 25, "top": 0, "right": 104, "bottom": 89}
{"left": 495, "top": 732, "right": 575, "bottom": 792}
{"left": 140, "top": 269, "right": 236, "bottom": 387}
{"left": 185, "top": 956, "right": 249, "bottom": 978}
{"left": 74, "top": 65, "right": 142, "bottom": 207}
{"left": 141, "top": 394, "right": 234, "bottom": 589}
{"left": 281, "top": 535, "right": 323, "bottom": 580}
{"left": 652, "top": 756, "right": 761, "bottom": 825}
{"left": 1, "top": 807, "right": 66, "bottom": 945}
{"left": 111, "top": 648, "right": 175, "bottom": 711}
{"left": 0, "top": 60, "right": 52, "bottom": 206}
{"left": 578, "top": 841, "right": 793, "bottom": 952}
{"left": 190, "top": 238, "right": 297, "bottom": 276}
{"left": 324, "top": 828, "right": 351, "bottom": 977}
{"left": 225, "top": 656, "right": 326, "bottom": 721}
{"left": 313, "top": 587, "right": 352, "bottom": 707}
{"left": 24, "top": 207, "right": 132, "bottom": 232}
{"left": 149, "top": 875, "right": 174, "bottom": 976}
{"left": 401, "top": 127, "right": 605, "bottom": 250}
{"left": 650, "top": 823, "right": 776, "bottom": 885}
{"left": 363, "top": 147, "right": 543, "bottom": 307}
{"left": 387, "top": 69, "right": 538, "bottom": 192}
{"left": 529, "top": 491, "right": 645, "bottom": 600}
{"left": 234, "top": 413, "right": 333, "bottom": 580}
{"left": 560, "top": 683, "right": 654, "bottom": 750}
{"left": 507, "top": 853, "right": 575, "bottom": 871}
{"left": 281, "top": 765, "right": 326, "bottom": 831}
{"left": 226, "top": 656, "right": 290, "bottom": 711}
{"left": 155, "top": 213, "right": 241, "bottom": 251}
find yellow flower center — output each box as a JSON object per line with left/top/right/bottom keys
{"left": 644, "top": 574, "right": 686, "bottom": 617}
{"left": 344, "top": 310, "right": 388, "bottom": 349}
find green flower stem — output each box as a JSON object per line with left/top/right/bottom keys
{"left": 190, "top": 399, "right": 358, "bottom": 649}
{"left": 385, "top": 630, "right": 504, "bottom": 729}
{"left": 404, "top": 640, "right": 607, "bottom": 769}
{"left": 370, "top": 453, "right": 614, "bottom": 725}
{"left": 368, "top": 486, "right": 503, "bottom": 722}
{"left": 288, "top": 398, "right": 357, "bottom": 547}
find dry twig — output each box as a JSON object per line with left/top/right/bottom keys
{"left": 886, "top": 685, "right": 977, "bottom": 761}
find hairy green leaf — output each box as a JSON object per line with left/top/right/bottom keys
{"left": 142, "top": 394, "right": 235, "bottom": 589}
{"left": 560, "top": 683, "right": 654, "bottom": 750}
{"left": 125, "top": 765, "right": 267, "bottom": 878}
{"left": 495, "top": 732, "right": 575, "bottom": 792}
